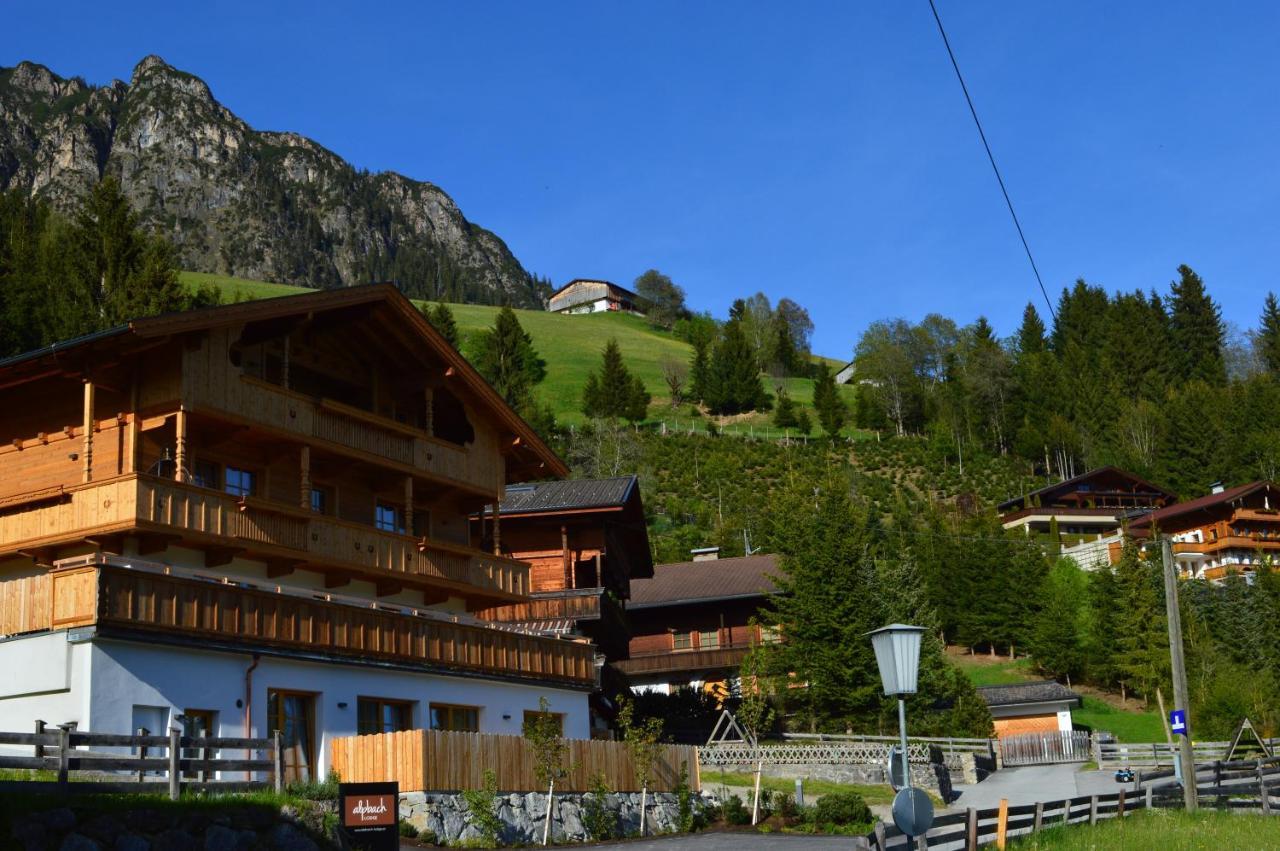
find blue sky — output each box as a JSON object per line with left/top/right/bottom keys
{"left": 6, "top": 1, "right": 1280, "bottom": 357}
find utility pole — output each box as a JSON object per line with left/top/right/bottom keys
{"left": 1161, "top": 537, "right": 1198, "bottom": 811}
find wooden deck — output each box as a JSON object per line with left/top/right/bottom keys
{"left": 5, "top": 561, "right": 595, "bottom": 685}
{"left": 0, "top": 474, "right": 529, "bottom": 601}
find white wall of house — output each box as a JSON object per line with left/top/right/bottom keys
{"left": 0, "top": 633, "right": 590, "bottom": 772}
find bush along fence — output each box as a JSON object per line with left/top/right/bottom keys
{"left": 329, "top": 728, "right": 700, "bottom": 793}
{"left": 857, "top": 756, "right": 1280, "bottom": 850}
{"left": 0, "top": 723, "right": 282, "bottom": 799}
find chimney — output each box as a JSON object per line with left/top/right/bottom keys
{"left": 1210, "top": 481, "right": 1225, "bottom": 495}
{"left": 690, "top": 546, "right": 720, "bottom": 562}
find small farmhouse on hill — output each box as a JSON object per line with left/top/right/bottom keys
{"left": 976, "top": 681, "right": 1082, "bottom": 739}
{"left": 548, "top": 279, "right": 644, "bottom": 315}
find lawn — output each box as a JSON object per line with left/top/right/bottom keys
{"left": 704, "top": 769, "right": 939, "bottom": 807}
{"left": 182, "top": 272, "right": 860, "bottom": 430}
{"left": 950, "top": 654, "right": 1039, "bottom": 686}
{"left": 1010, "top": 809, "right": 1280, "bottom": 849}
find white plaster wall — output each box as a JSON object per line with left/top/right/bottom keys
{"left": 0, "top": 632, "right": 93, "bottom": 751}
{"left": 86, "top": 638, "right": 590, "bottom": 775}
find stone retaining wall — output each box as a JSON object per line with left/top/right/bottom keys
{"left": 399, "top": 790, "right": 717, "bottom": 844}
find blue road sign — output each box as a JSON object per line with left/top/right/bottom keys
{"left": 1170, "top": 709, "right": 1187, "bottom": 736}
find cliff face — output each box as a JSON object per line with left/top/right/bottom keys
{"left": 0, "top": 56, "right": 543, "bottom": 306}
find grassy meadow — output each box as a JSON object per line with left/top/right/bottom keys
{"left": 1010, "top": 809, "right": 1280, "bottom": 849}
{"left": 180, "top": 272, "right": 859, "bottom": 430}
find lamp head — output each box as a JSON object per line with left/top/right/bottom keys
{"left": 866, "top": 624, "right": 925, "bottom": 696}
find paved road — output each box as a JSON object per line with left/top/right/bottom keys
{"left": 949, "top": 764, "right": 1121, "bottom": 810}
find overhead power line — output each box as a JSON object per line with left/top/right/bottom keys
{"left": 926, "top": 0, "right": 1058, "bottom": 323}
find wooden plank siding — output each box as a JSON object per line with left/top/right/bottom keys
{"left": 35, "top": 564, "right": 594, "bottom": 685}
{"left": 0, "top": 474, "right": 528, "bottom": 601}
{"left": 0, "top": 571, "right": 50, "bottom": 635}
{"left": 330, "top": 729, "right": 698, "bottom": 793}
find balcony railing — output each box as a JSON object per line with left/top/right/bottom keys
{"left": 476, "top": 588, "right": 619, "bottom": 625}
{"left": 0, "top": 474, "right": 528, "bottom": 601}
{"left": 184, "top": 373, "right": 502, "bottom": 494}
{"left": 615, "top": 644, "right": 753, "bottom": 676}
{"left": 35, "top": 561, "right": 594, "bottom": 685}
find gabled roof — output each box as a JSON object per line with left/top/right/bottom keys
{"left": 976, "top": 681, "right": 1082, "bottom": 708}
{"left": 549, "top": 278, "right": 640, "bottom": 302}
{"left": 0, "top": 283, "right": 567, "bottom": 479}
{"left": 627, "top": 554, "right": 780, "bottom": 609}
{"left": 998, "top": 466, "right": 1175, "bottom": 513}
{"left": 497, "top": 476, "right": 638, "bottom": 515}
{"left": 1129, "top": 481, "right": 1277, "bottom": 532}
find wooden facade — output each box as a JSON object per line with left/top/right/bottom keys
{"left": 999, "top": 467, "right": 1175, "bottom": 537}
{"left": 1128, "top": 481, "right": 1280, "bottom": 580}
{"left": 0, "top": 287, "right": 592, "bottom": 689}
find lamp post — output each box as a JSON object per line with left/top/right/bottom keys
{"left": 867, "top": 624, "right": 932, "bottom": 842}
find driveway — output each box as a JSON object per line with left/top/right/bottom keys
{"left": 949, "top": 764, "right": 1122, "bottom": 810}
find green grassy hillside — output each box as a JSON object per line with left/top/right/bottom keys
{"left": 181, "top": 272, "right": 857, "bottom": 429}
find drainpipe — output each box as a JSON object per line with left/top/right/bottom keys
{"left": 244, "top": 653, "right": 261, "bottom": 781}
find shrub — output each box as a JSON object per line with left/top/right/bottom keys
{"left": 811, "top": 791, "right": 872, "bottom": 827}
{"left": 286, "top": 769, "right": 340, "bottom": 801}
{"left": 582, "top": 772, "right": 616, "bottom": 840}
{"left": 460, "top": 768, "right": 502, "bottom": 847}
{"left": 675, "top": 763, "right": 695, "bottom": 832}
{"left": 400, "top": 821, "right": 420, "bottom": 838}
{"left": 723, "top": 794, "right": 751, "bottom": 825}
{"left": 777, "top": 793, "right": 799, "bottom": 820}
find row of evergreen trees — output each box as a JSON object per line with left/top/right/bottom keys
{"left": 852, "top": 266, "right": 1280, "bottom": 498}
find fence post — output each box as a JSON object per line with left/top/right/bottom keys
{"left": 1088, "top": 795, "right": 1098, "bottom": 825}
{"left": 1145, "top": 785, "right": 1153, "bottom": 810}
{"left": 273, "top": 730, "right": 284, "bottom": 793}
{"left": 1118, "top": 788, "right": 1126, "bottom": 818}
{"left": 1260, "top": 764, "right": 1271, "bottom": 815}
{"left": 996, "top": 798, "right": 1009, "bottom": 849}
{"left": 966, "top": 807, "right": 977, "bottom": 850}
{"left": 57, "top": 724, "right": 71, "bottom": 787}
{"left": 34, "top": 720, "right": 45, "bottom": 762}
{"left": 1032, "top": 801, "right": 1043, "bottom": 832}
{"left": 874, "top": 821, "right": 887, "bottom": 850}
{"left": 168, "top": 726, "right": 180, "bottom": 801}
{"left": 137, "top": 726, "right": 149, "bottom": 783}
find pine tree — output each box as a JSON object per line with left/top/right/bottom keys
{"left": 1016, "top": 303, "right": 1047, "bottom": 356}
{"left": 1111, "top": 543, "right": 1169, "bottom": 706}
{"left": 422, "top": 302, "right": 460, "bottom": 348}
{"left": 688, "top": 337, "right": 711, "bottom": 404}
{"left": 582, "top": 338, "right": 651, "bottom": 422}
{"left": 1258, "top": 292, "right": 1280, "bottom": 374}
{"left": 811, "top": 363, "right": 847, "bottom": 436}
{"left": 794, "top": 408, "right": 813, "bottom": 436}
{"left": 1168, "top": 264, "right": 1226, "bottom": 385}
{"left": 772, "top": 388, "right": 798, "bottom": 429}
{"left": 471, "top": 307, "right": 546, "bottom": 410}
{"left": 1029, "top": 561, "right": 1090, "bottom": 681}
{"left": 704, "top": 320, "right": 768, "bottom": 415}
{"left": 769, "top": 311, "right": 800, "bottom": 375}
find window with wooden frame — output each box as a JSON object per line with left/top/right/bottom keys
{"left": 522, "top": 710, "right": 564, "bottom": 736}
{"left": 310, "top": 485, "right": 334, "bottom": 515}
{"left": 698, "top": 629, "right": 720, "bottom": 649}
{"left": 429, "top": 703, "right": 479, "bottom": 732}
{"left": 671, "top": 631, "right": 693, "bottom": 651}
{"left": 225, "top": 466, "right": 257, "bottom": 498}
{"left": 357, "top": 697, "right": 414, "bottom": 735}
{"left": 375, "top": 502, "right": 405, "bottom": 534}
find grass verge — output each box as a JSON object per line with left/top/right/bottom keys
{"left": 706, "top": 769, "right": 939, "bottom": 807}
{"left": 1010, "top": 809, "right": 1280, "bottom": 849}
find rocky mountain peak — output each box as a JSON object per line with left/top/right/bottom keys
{"left": 0, "top": 56, "right": 544, "bottom": 307}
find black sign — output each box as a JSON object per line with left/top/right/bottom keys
{"left": 337, "top": 781, "right": 400, "bottom": 851}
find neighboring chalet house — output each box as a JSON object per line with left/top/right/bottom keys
{"left": 617, "top": 552, "right": 779, "bottom": 697}
{"left": 998, "top": 467, "right": 1175, "bottom": 569}
{"left": 834, "top": 360, "right": 856, "bottom": 385}
{"left": 1126, "top": 481, "right": 1280, "bottom": 581}
{"left": 0, "top": 285, "right": 596, "bottom": 781}
{"left": 976, "top": 682, "right": 1082, "bottom": 739}
{"left": 548, "top": 279, "right": 644, "bottom": 316}
{"left": 471, "top": 476, "right": 654, "bottom": 735}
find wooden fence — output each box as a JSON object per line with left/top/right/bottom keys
{"left": 1097, "top": 736, "right": 1280, "bottom": 768}
{"left": 857, "top": 757, "right": 1280, "bottom": 849}
{"left": 0, "top": 724, "right": 281, "bottom": 800}
{"left": 330, "top": 728, "right": 699, "bottom": 793}
{"left": 999, "top": 730, "right": 1091, "bottom": 766}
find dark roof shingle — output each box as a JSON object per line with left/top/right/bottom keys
{"left": 976, "top": 681, "right": 1082, "bottom": 707}
{"left": 627, "top": 554, "right": 780, "bottom": 609}
{"left": 498, "top": 476, "right": 637, "bottom": 515}
{"left": 1129, "top": 481, "right": 1276, "bottom": 530}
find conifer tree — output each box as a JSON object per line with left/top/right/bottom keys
{"left": 772, "top": 387, "right": 798, "bottom": 429}
{"left": 794, "top": 408, "right": 813, "bottom": 436}
{"left": 582, "top": 338, "right": 651, "bottom": 422}
{"left": 704, "top": 320, "right": 768, "bottom": 414}
{"left": 811, "top": 363, "right": 847, "bottom": 436}
{"left": 471, "top": 307, "right": 546, "bottom": 411}
{"left": 1258, "top": 292, "right": 1280, "bottom": 374}
{"left": 1168, "top": 264, "right": 1226, "bottom": 385}
{"left": 422, "top": 301, "right": 460, "bottom": 348}
{"left": 688, "top": 337, "right": 711, "bottom": 404}
{"left": 1029, "top": 561, "right": 1090, "bottom": 682}
{"left": 1016, "top": 302, "right": 1047, "bottom": 356}
{"left": 1111, "top": 543, "right": 1169, "bottom": 706}
{"left": 769, "top": 311, "right": 801, "bottom": 375}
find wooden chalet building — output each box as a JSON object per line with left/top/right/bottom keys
{"left": 1127, "top": 481, "right": 1280, "bottom": 581}
{"left": 976, "top": 682, "right": 1082, "bottom": 739}
{"left": 617, "top": 552, "right": 779, "bottom": 697}
{"left": 471, "top": 476, "right": 652, "bottom": 735}
{"left": 0, "top": 285, "right": 597, "bottom": 780}
{"left": 547, "top": 279, "right": 644, "bottom": 316}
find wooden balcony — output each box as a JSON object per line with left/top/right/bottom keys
{"left": 0, "top": 474, "right": 528, "bottom": 602}
{"left": 615, "top": 644, "right": 752, "bottom": 677}
{"left": 186, "top": 374, "right": 502, "bottom": 494}
{"left": 7, "top": 562, "right": 594, "bottom": 685}
{"left": 476, "top": 588, "right": 620, "bottom": 625}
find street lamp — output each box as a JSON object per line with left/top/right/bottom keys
{"left": 867, "top": 624, "right": 932, "bottom": 841}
